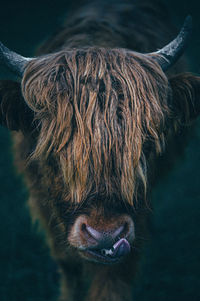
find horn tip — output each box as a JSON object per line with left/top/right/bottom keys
{"left": 183, "top": 15, "right": 193, "bottom": 33}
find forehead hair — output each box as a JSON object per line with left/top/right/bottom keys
{"left": 22, "top": 47, "right": 170, "bottom": 205}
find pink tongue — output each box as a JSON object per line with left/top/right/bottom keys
{"left": 112, "top": 238, "right": 131, "bottom": 257}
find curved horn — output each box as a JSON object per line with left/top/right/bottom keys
{"left": 151, "top": 16, "right": 193, "bottom": 71}
{"left": 0, "top": 42, "right": 32, "bottom": 78}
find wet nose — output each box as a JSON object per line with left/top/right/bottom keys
{"left": 69, "top": 214, "right": 134, "bottom": 261}
{"left": 80, "top": 215, "right": 134, "bottom": 253}
{"left": 83, "top": 223, "right": 125, "bottom": 244}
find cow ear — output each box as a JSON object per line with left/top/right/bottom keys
{"left": 169, "top": 73, "right": 200, "bottom": 124}
{"left": 0, "top": 80, "right": 34, "bottom": 132}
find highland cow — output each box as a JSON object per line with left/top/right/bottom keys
{"left": 0, "top": 0, "right": 200, "bottom": 300}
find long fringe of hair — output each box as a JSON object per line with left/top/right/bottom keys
{"left": 22, "top": 48, "right": 170, "bottom": 205}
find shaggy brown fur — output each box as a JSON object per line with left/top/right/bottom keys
{"left": 22, "top": 49, "right": 169, "bottom": 205}
{"left": 1, "top": 0, "right": 200, "bottom": 301}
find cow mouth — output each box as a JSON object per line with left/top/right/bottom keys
{"left": 81, "top": 238, "right": 131, "bottom": 264}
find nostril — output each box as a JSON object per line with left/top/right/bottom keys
{"left": 81, "top": 223, "right": 87, "bottom": 233}
{"left": 113, "top": 222, "right": 128, "bottom": 240}
{"left": 82, "top": 224, "right": 103, "bottom": 241}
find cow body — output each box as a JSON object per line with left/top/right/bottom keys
{"left": 0, "top": 0, "right": 200, "bottom": 300}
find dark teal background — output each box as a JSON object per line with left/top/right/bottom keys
{"left": 0, "top": 1, "right": 200, "bottom": 300}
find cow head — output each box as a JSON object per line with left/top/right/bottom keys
{"left": 0, "top": 17, "right": 200, "bottom": 264}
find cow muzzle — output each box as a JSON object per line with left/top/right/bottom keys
{"left": 68, "top": 214, "right": 135, "bottom": 264}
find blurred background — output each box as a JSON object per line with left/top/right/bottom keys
{"left": 0, "top": 0, "right": 199, "bottom": 300}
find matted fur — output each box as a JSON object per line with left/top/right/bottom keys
{"left": 22, "top": 48, "right": 170, "bottom": 205}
